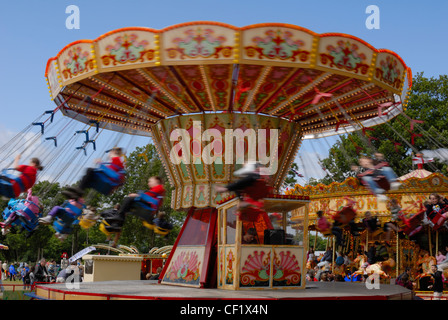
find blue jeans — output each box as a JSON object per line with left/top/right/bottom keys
{"left": 362, "top": 175, "right": 384, "bottom": 194}
{"left": 380, "top": 166, "right": 398, "bottom": 183}
{"left": 362, "top": 166, "right": 398, "bottom": 195}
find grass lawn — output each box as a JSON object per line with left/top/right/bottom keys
{"left": 2, "top": 280, "right": 29, "bottom": 290}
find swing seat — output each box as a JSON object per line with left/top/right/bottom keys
{"left": 243, "top": 178, "right": 271, "bottom": 200}
{"left": 315, "top": 226, "right": 332, "bottom": 237}
{"left": 98, "top": 209, "right": 124, "bottom": 235}
{"left": 2, "top": 198, "right": 19, "bottom": 221}
{"left": 334, "top": 206, "right": 356, "bottom": 225}
{"left": 142, "top": 220, "right": 155, "bottom": 230}
{"left": 153, "top": 218, "right": 173, "bottom": 236}
{"left": 2, "top": 199, "right": 42, "bottom": 232}
{"left": 99, "top": 213, "right": 124, "bottom": 235}
{"left": 371, "top": 228, "right": 383, "bottom": 237}
{"left": 358, "top": 169, "right": 391, "bottom": 193}
{"left": 154, "top": 226, "right": 171, "bottom": 236}
{"left": 131, "top": 192, "right": 162, "bottom": 223}
{"left": 88, "top": 163, "right": 126, "bottom": 195}
{"left": 429, "top": 212, "right": 447, "bottom": 231}
{"left": 99, "top": 220, "right": 122, "bottom": 236}
{"left": 399, "top": 209, "right": 425, "bottom": 235}
{"left": 374, "top": 175, "right": 390, "bottom": 192}
{"left": 52, "top": 201, "right": 84, "bottom": 235}
{"left": 0, "top": 169, "right": 26, "bottom": 199}
{"left": 79, "top": 218, "right": 96, "bottom": 230}
{"left": 53, "top": 219, "right": 78, "bottom": 235}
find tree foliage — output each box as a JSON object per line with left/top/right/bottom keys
{"left": 315, "top": 73, "right": 448, "bottom": 184}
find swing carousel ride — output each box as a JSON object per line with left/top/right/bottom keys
{"left": 3, "top": 22, "right": 414, "bottom": 296}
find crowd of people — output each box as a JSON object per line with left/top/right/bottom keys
{"left": 0, "top": 257, "right": 86, "bottom": 290}
{"left": 307, "top": 246, "right": 389, "bottom": 282}
{"left": 307, "top": 243, "right": 448, "bottom": 300}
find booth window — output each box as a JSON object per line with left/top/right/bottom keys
{"left": 178, "top": 208, "right": 212, "bottom": 246}
{"left": 84, "top": 259, "right": 93, "bottom": 275}
{"left": 226, "top": 206, "right": 237, "bottom": 245}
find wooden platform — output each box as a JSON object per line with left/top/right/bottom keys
{"left": 35, "top": 280, "right": 413, "bottom": 301}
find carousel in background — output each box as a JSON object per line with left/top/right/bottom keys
{"left": 288, "top": 156, "right": 448, "bottom": 289}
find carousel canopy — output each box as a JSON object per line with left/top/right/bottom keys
{"left": 45, "top": 22, "right": 412, "bottom": 138}
{"left": 398, "top": 169, "right": 433, "bottom": 181}
{"left": 45, "top": 22, "right": 412, "bottom": 209}
{"left": 289, "top": 173, "right": 448, "bottom": 223}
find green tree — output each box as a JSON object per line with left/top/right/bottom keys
{"left": 308, "top": 233, "right": 328, "bottom": 251}
{"left": 283, "top": 163, "right": 302, "bottom": 188}
{"left": 32, "top": 181, "right": 66, "bottom": 213}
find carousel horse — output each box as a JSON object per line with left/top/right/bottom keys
{"left": 414, "top": 251, "right": 437, "bottom": 290}
{"left": 1, "top": 191, "right": 41, "bottom": 234}
{"left": 415, "top": 252, "right": 437, "bottom": 280}
{"left": 365, "top": 258, "right": 396, "bottom": 279}
{"left": 306, "top": 256, "right": 317, "bottom": 270}
{"left": 333, "top": 256, "right": 347, "bottom": 276}
{"left": 353, "top": 253, "right": 369, "bottom": 276}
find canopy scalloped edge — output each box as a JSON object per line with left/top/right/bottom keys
{"left": 44, "top": 21, "right": 412, "bottom": 138}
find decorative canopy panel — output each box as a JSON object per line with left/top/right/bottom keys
{"left": 287, "top": 173, "right": 448, "bottom": 224}
{"left": 151, "top": 113, "right": 302, "bottom": 209}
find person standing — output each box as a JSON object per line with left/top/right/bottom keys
{"left": 28, "top": 265, "right": 35, "bottom": 288}
{"left": 0, "top": 260, "right": 4, "bottom": 296}
{"left": 21, "top": 264, "right": 29, "bottom": 289}
{"left": 437, "top": 250, "right": 446, "bottom": 265}
{"left": 8, "top": 263, "right": 16, "bottom": 281}
{"left": 429, "top": 264, "right": 444, "bottom": 300}
{"left": 34, "top": 258, "right": 49, "bottom": 283}
{"left": 1, "top": 261, "right": 6, "bottom": 280}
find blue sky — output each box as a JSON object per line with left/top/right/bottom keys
{"left": 0, "top": 0, "right": 446, "bottom": 183}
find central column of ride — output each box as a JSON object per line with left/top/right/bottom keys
{"left": 151, "top": 113, "right": 302, "bottom": 210}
